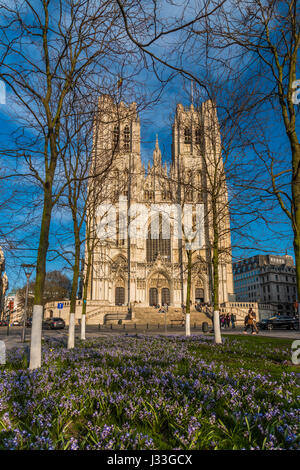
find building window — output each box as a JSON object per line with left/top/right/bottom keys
{"left": 195, "top": 128, "right": 201, "bottom": 145}
{"left": 162, "top": 190, "right": 171, "bottom": 201}
{"left": 113, "top": 125, "right": 120, "bottom": 150}
{"left": 124, "top": 125, "right": 130, "bottom": 151}
{"left": 186, "top": 189, "right": 193, "bottom": 202}
{"left": 146, "top": 215, "right": 171, "bottom": 262}
{"left": 184, "top": 127, "right": 191, "bottom": 144}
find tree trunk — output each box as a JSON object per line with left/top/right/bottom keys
{"left": 291, "top": 144, "right": 300, "bottom": 331}
{"left": 68, "top": 224, "right": 80, "bottom": 349}
{"left": 185, "top": 249, "right": 192, "bottom": 336}
{"left": 81, "top": 237, "right": 93, "bottom": 340}
{"left": 212, "top": 216, "right": 222, "bottom": 344}
{"left": 293, "top": 232, "right": 300, "bottom": 331}
{"left": 29, "top": 187, "right": 52, "bottom": 369}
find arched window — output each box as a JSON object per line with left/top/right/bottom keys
{"left": 113, "top": 125, "right": 120, "bottom": 150}
{"left": 124, "top": 125, "right": 130, "bottom": 151}
{"left": 147, "top": 215, "right": 171, "bottom": 262}
{"left": 186, "top": 189, "right": 193, "bottom": 202}
{"left": 184, "top": 127, "right": 191, "bottom": 144}
{"left": 116, "top": 211, "right": 126, "bottom": 246}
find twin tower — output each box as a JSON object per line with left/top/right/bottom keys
{"left": 87, "top": 95, "right": 234, "bottom": 308}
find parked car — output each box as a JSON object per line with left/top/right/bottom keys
{"left": 42, "top": 317, "right": 65, "bottom": 330}
{"left": 257, "top": 316, "right": 299, "bottom": 330}
{"left": 12, "top": 320, "right": 21, "bottom": 326}
{"left": 0, "top": 320, "right": 8, "bottom": 326}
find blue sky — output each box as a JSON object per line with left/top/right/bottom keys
{"left": 0, "top": 0, "right": 298, "bottom": 293}
{"left": 0, "top": 75, "right": 295, "bottom": 294}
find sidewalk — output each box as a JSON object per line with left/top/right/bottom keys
{"left": 1, "top": 326, "right": 299, "bottom": 353}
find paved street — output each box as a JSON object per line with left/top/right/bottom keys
{"left": 1, "top": 325, "right": 299, "bottom": 352}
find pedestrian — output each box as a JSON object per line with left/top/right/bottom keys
{"left": 230, "top": 312, "right": 236, "bottom": 329}
{"left": 226, "top": 313, "right": 230, "bottom": 328}
{"left": 250, "top": 308, "right": 259, "bottom": 334}
{"left": 243, "top": 310, "right": 254, "bottom": 334}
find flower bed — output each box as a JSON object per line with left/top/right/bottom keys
{"left": 0, "top": 335, "right": 299, "bottom": 450}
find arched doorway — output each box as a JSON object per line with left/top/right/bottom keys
{"left": 161, "top": 287, "right": 170, "bottom": 306}
{"left": 195, "top": 287, "right": 204, "bottom": 303}
{"left": 115, "top": 286, "right": 125, "bottom": 305}
{"left": 148, "top": 272, "right": 171, "bottom": 306}
{"left": 149, "top": 287, "right": 158, "bottom": 306}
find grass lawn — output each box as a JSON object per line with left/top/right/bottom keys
{"left": 0, "top": 334, "right": 299, "bottom": 450}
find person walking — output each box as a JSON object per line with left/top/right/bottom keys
{"left": 250, "top": 308, "right": 259, "bottom": 334}
{"left": 230, "top": 312, "right": 236, "bottom": 329}
{"left": 243, "top": 310, "right": 254, "bottom": 334}
{"left": 226, "top": 313, "right": 230, "bottom": 328}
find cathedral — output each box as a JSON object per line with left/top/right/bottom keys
{"left": 86, "top": 95, "right": 234, "bottom": 309}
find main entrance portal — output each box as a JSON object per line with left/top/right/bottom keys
{"left": 148, "top": 273, "right": 170, "bottom": 306}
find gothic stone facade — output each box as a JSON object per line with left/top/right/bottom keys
{"left": 86, "top": 95, "right": 234, "bottom": 308}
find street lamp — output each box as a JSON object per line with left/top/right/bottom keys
{"left": 21, "top": 264, "right": 35, "bottom": 343}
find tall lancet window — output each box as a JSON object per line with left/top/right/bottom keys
{"left": 124, "top": 125, "right": 130, "bottom": 151}
{"left": 113, "top": 125, "right": 120, "bottom": 150}
{"left": 184, "top": 127, "right": 192, "bottom": 144}
{"left": 146, "top": 214, "right": 171, "bottom": 262}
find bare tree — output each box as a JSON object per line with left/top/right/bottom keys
{"left": 199, "top": 0, "right": 300, "bottom": 320}
{"left": 0, "top": 0, "right": 142, "bottom": 368}
{"left": 115, "top": 0, "right": 299, "bottom": 328}
{"left": 58, "top": 93, "right": 133, "bottom": 347}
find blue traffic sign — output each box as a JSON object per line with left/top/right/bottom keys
{"left": 57, "top": 303, "right": 64, "bottom": 309}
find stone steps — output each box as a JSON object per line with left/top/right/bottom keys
{"left": 85, "top": 305, "right": 213, "bottom": 326}
{"left": 131, "top": 306, "right": 212, "bottom": 325}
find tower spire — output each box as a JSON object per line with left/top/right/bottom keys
{"left": 153, "top": 134, "right": 161, "bottom": 167}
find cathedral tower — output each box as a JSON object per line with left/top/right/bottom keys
{"left": 86, "top": 96, "right": 234, "bottom": 308}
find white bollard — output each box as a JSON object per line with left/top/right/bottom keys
{"left": 186, "top": 313, "right": 191, "bottom": 337}
{"left": 29, "top": 304, "right": 43, "bottom": 369}
{"left": 81, "top": 314, "right": 86, "bottom": 340}
{"left": 213, "top": 310, "right": 222, "bottom": 344}
{"left": 0, "top": 340, "right": 6, "bottom": 365}
{"left": 68, "top": 312, "right": 75, "bottom": 349}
